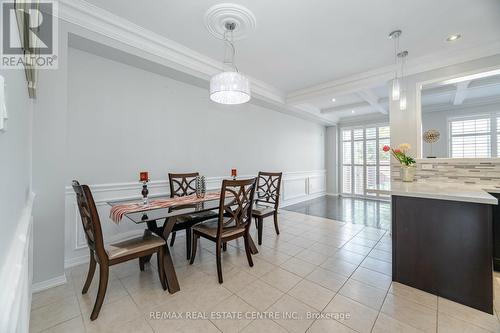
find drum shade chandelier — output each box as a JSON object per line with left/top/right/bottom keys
{"left": 209, "top": 22, "right": 251, "bottom": 105}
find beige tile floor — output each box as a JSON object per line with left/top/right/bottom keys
{"left": 30, "top": 210, "right": 500, "bottom": 333}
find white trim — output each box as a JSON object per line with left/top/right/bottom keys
{"left": 447, "top": 113, "right": 497, "bottom": 158}
{"left": 280, "top": 192, "right": 325, "bottom": 208}
{"left": 287, "top": 42, "right": 500, "bottom": 105}
{"left": 423, "top": 95, "right": 500, "bottom": 113}
{"left": 0, "top": 192, "right": 35, "bottom": 333}
{"left": 32, "top": 274, "right": 68, "bottom": 293}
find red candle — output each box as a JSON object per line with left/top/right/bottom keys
{"left": 231, "top": 168, "right": 237, "bottom": 178}
{"left": 139, "top": 171, "right": 149, "bottom": 182}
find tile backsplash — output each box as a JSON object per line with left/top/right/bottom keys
{"left": 391, "top": 158, "right": 500, "bottom": 185}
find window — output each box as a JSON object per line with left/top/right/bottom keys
{"left": 341, "top": 125, "right": 390, "bottom": 197}
{"left": 449, "top": 116, "right": 496, "bottom": 158}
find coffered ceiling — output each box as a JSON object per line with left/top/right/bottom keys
{"left": 68, "top": 0, "right": 500, "bottom": 124}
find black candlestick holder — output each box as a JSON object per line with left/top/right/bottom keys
{"left": 141, "top": 181, "right": 149, "bottom": 206}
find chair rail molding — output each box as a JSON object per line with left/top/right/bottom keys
{"left": 64, "top": 170, "right": 326, "bottom": 267}
{"left": 0, "top": 192, "right": 35, "bottom": 333}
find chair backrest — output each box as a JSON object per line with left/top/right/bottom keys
{"left": 256, "top": 172, "right": 282, "bottom": 209}
{"left": 168, "top": 172, "right": 199, "bottom": 198}
{"left": 217, "top": 178, "right": 257, "bottom": 237}
{"left": 72, "top": 180, "right": 107, "bottom": 260}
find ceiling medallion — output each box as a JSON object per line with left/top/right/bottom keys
{"left": 204, "top": 3, "right": 257, "bottom": 41}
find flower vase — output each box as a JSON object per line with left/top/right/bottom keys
{"left": 400, "top": 165, "right": 416, "bottom": 182}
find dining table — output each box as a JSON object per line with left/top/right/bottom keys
{"left": 107, "top": 191, "right": 259, "bottom": 294}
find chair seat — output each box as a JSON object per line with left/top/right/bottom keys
{"left": 252, "top": 205, "right": 275, "bottom": 217}
{"left": 193, "top": 218, "right": 245, "bottom": 238}
{"left": 106, "top": 234, "right": 165, "bottom": 260}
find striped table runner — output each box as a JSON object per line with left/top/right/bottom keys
{"left": 110, "top": 192, "right": 222, "bottom": 224}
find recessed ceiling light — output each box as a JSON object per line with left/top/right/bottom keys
{"left": 331, "top": 98, "right": 336, "bottom": 102}
{"left": 446, "top": 34, "right": 461, "bottom": 42}
{"left": 351, "top": 110, "right": 355, "bottom": 114}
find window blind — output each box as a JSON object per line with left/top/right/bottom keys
{"left": 450, "top": 118, "right": 491, "bottom": 158}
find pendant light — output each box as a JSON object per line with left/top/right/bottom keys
{"left": 389, "top": 30, "right": 402, "bottom": 101}
{"left": 398, "top": 50, "right": 408, "bottom": 111}
{"left": 209, "top": 22, "right": 251, "bottom": 105}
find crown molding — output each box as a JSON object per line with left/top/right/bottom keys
{"left": 287, "top": 41, "right": 500, "bottom": 105}
{"left": 56, "top": 0, "right": 339, "bottom": 125}
{"left": 423, "top": 95, "right": 500, "bottom": 113}
{"left": 57, "top": 0, "right": 286, "bottom": 105}
{"left": 56, "top": 0, "right": 500, "bottom": 126}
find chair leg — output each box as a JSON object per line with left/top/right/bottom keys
{"left": 222, "top": 242, "right": 227, "bottom": 251}
{"left": 186, "top": 228, "right": 192, "bottom": 260}
{"left": 273, "top": 211, "right": 280, "bottom": 235}
{"left": 90, "top": 264, "right": 108, "bottom": 321}
{"left": 157, "top": 248, "right": 167, "bottom": 291}
{"left": 216, "top": 240, "right": 223, "bottom": 283}
{"left": 257, "top": 217, "right": 263, "bottom": 245}
{"left": 244, "top": 235, "right": 254, "bottom": 267}
{"left": 82, "top": 251, "right": 96, "bottom": 294}
{"left": 189, "top": 233, "right": 198, "bottom": 265}
{"left": 170, "top": 231, "right": 176, "bottom": 246}
{"left": 139, "top": 257, "right": 145, "bottom": 271}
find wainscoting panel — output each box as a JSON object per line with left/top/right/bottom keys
{"left": 0, "top": 193, "right": 35, "bottom": 333}
{"left": 64, "top": 170, "right": 326, "bottom": 267}
{"left": 308, "top": 174, "right": 327, "bottom": 195}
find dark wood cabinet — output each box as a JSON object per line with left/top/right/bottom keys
{"left": 392, "top": 195, "right": 493, "bottom": 314}
{"left": 490, "top": 192, "right": 500, "bottom": 272}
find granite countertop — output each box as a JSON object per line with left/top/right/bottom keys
{"left": 369, "top": 181, "right": 500, "bottom": 205}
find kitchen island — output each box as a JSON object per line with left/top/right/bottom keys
{"left": 371, "top": 181, "right": 498, "bottom": 314}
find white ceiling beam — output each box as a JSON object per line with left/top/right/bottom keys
{"left": 453, "top": 81, "right": 471, "bottom": 105}
{"left": 357, "top": 90, "right": 388, "bottom": 114}
{"left": 321, "top": 102, "right": 370, "bottom": 114}
{"left": 424, "top": 94, "right": 500, "bottom": 113}
{"left": 286, "top": 41, "right": 500, "bottom": 105}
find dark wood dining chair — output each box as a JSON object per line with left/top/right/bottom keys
{"left": 189, "top": 178, "right": 257, "bottom": 283}
{"left": 72, "top": 180, "right": 167, "bottom": 321}
{"left": 252, "top": 172, "right": 283, "bottom": 245}
{"left": 168, "top": 172, "right": 218, "bottom": 259}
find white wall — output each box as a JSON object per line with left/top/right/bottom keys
{"left": 31, "top": 23, "right": 69, "bottom": 285}
{"left": 422, "top": 103, "right": 500, "bottom": 158}
{"left": 325, "top": 126, "right": 338, "bottom": 194}
{"left": 0, "top": 64, "right": 34, "bottom": 331}
{"left": 0, "top": 67, "right": 32, "bottom": 275}
{"left": 67, "top": 47, "right": 325, "bottom": 182}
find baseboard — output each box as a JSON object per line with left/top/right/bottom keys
{"left": 326, "top": 192, "right": 339, "bottom": 197}
{"left": 32, "top": 274, "right": 67, "bottom": 293}
{"left": 280, "top": 192, "right": 326, "bottom": 208}
{"left": 65, "top": 255, "right": 90, "bottom": 269}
